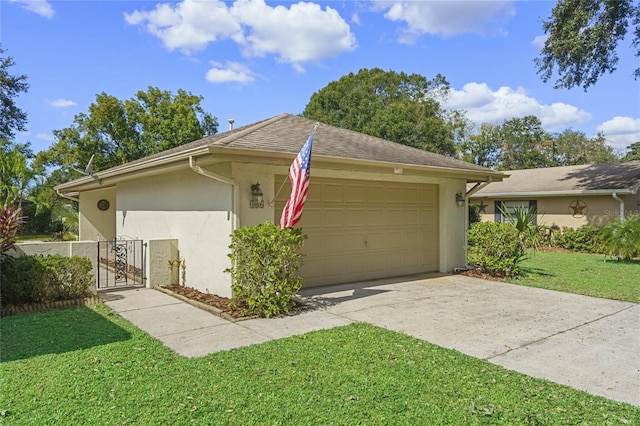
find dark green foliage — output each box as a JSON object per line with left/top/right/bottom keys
{"left": 226, "top": 222, "right": 307, "bottom": 318}
{"left": 0, "top": 45, "right": 29, "bottom": 140}
{"left": 622, "top": 142, "right": 640, "bottom": 161}
{"left": 1, "top": 255, "right": 93, "bottom": 305}
{"left": 303, "top": 68, "right": 459, "bottom": 156}
{"left": 467, "top": 222, "right": 526, "bottom": 276}
{"left": 551, "top": 225, "right": 606, "bottom": 253}
{"left": 468, "top": 203, "right": 481, "bottom": 227}
{"left": 535, "top": 0, "right": 640, "bottom": 90}
{"left": 601, "top": 214, "right": 640, "bottom": 260}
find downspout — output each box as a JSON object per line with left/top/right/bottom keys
{"left": 189, "top": 156, "right": 239, "bottom": 231}
{"left": 612, "top": 192, "right": 625, "bottom": 220}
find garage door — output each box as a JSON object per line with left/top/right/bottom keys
{"left": 275, "top": 177, "right": 439, "bottom": 287}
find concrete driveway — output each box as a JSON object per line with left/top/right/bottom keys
{"left": 102, "top": 273, "right": 639, "bottom": 406}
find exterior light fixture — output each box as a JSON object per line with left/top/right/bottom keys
{"left": 455, "top": 192, "right": 465, "bottom": 207}
{"left": 250, "top": 182, "right": 264, "bottom": 208}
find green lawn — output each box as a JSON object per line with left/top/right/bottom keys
{"left": 509, "top": 251, "right": 640, "bottom": 303}
{"left": 1, "top": 305, "right": 638, "bottom": 425}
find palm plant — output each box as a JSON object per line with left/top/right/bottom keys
{"left": 601, "top": 214, "right": 640, "bottom": 260}
{"left": 499, "top": 205, "right": 545, "bottom": 251}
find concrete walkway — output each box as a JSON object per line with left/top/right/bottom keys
{"left": 101, "top": 273, "right": 639, "bottom": 406}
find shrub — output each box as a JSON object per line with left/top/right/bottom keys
{"left": 1, "top": 204, "right": 23, "bottom": 258}
{"left": 601, "top": 214, "right": 640, "bottom": 260}
{"left": 0, "top": 255, "right": 93, "bottom": 306}
{"left": 226, "top": 222, "right": 307, "bottom": 318}
{"left": 467, "top": 221, "right": 525, "bottom": 277}
{"left": 550, "top": 225, "right": 604, "bottom": 253}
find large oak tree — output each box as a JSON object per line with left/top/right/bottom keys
{"left": 303, "top": 68, "right": 462, "bottom": 156}
{"left": 536, "top": 0, "right": 640, "bottom": 90}
{"left": 36, "top": 87, "right": 218, "bottom": 175}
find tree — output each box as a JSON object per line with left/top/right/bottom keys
{"left": 622, "top": 141, "right": 640, "bottom": 161}
{"left": 303, "top": 68, "right": 460, "bottom": 156}
{"left": 535, "top": 0, "right": 640, "bottom": 90}
{"left": 547, "top": 129, "right": 618, "bottom": 166}
{"left": 0, "top": 142, "right": 33, "bottom": 206}
{"left": 36, "top": 87, "right": 219, "bottom": 173}
{"left": 459, "top": 123, "right": 502, "bottom": 169}
{"left": 499, "top": 116, "right": 551, "bottom": 170}
{"left": 0, "top": 46, "right": 29, "bottom": 140}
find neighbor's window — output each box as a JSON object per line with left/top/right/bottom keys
{"left": 494, "top": 200, "right": 538, "bottom": 224}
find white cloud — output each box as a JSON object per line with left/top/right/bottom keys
{"left": 373, "top": 0, "right": 515, "bottom": 43}
{"left": 596, "top": 116, "right": 640, "bottom": 151}
{"left": 444, "top": 82, "right": 592, "bottom": 131}
{"left": 531, "top": 34, "right": 547, "bottom": 49}
{"left": 206, "top": 61, "right": 255, "bottom": 84}
{"left": 124, "top": 0, "right": 242, "bottom": 54}
{"left": 36, "top": 133, "right": 55, "bottom": 142}
{"left": 48, "top": 98, "right": 77, "bottom": 108}
{"left": 231, "top": 0, "right": 356, "bottom": 70}
{"left": 9, "top": 0, "right": 54, "bottom": 18}
{"left": 125, "top": 0, "right": 356, "bottom": 71}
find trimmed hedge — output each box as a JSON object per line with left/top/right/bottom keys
{"left": 550, "top": 225, "right": 605, "bottom": 254}
{"left": 1, "top": 255, "right": 93, "bottom": 306}
{"left": 467, "top": 222, "right": 526, "bottom": 277}
{"left": 226, "top": 222, "right": 307, "bottom": 318}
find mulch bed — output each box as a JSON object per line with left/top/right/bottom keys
{"left": 160, "top": 285, "right": 310, "bottom": 321}
{"left": 162, "top": 285, "right": 249, "bottom": 319}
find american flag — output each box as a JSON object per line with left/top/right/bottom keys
{"left": 279, "top": 124, "right": 317, "bottom": 228}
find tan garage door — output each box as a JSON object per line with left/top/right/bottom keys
{"left": 275, "top": 177, "right": 439, "bottom": 287}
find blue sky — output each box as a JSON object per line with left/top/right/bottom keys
{"left": 3, "top": 0, "right": 639, "bottom": 156}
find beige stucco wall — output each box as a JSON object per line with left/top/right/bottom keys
{"left": 232, "top": 162, "right": 469, "bottom": 273}
{"left": 116, "top": 169, "right": 234, "bottom": 297}
{"left": 147, "top": 239, "right": 179, "bottom": 287}
{"left": 11, "top": 241, "right": 98, "bottom": 293}
{"left": 472, "top": 192, "right": 640, "bottom": 228}
{"left": 79, "top": 187, "right": 116, "bottom": 241}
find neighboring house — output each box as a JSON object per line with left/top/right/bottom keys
{"left": 56, "top": 114, "right": 504, "bottom": 297}
{"left": 470, "top": 161, "right": 640, "bottom": 229}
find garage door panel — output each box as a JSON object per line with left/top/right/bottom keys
{"left": 275, "top": 177, "right": 439, "bottom": 287}
{"left": 323, "top": 209, "right": 345, "bottom": 227}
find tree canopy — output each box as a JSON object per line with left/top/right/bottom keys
{"left": 0, "top": 46, "right": 29, "bottom": 141}
{"left": 459, "top": 116, "right": 618, "bottom": 170}
{"left": 535, "top": 0, "right": 640, "bottom": 90}
{"left": 622, "top": 141, "right": 640, "bottom": 161}
{"left": 303, "top": 68, "right": 460, "bottom": 156}
{"left": 36, "top": 87, "right": 218, "bottom": 174}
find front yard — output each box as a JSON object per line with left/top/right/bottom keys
{"left": 1, "top": 304, "right": 638, "bottom": 425}
{"left": 509, "top": 250, "right": 640, "bottom": 303}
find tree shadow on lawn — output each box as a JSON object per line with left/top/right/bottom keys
{"left": 517, "top": 266, "right": 555, "bottom": 279}
{"left": 0, "top": 306, "right": 131, "bottom": 363}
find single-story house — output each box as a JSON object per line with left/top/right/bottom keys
{"left": 470, "top": 161, "right": 640, "bottom": 229}
{"left": 56, "top": 113, "right": 504, "bottom": 297}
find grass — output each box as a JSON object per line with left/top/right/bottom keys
{"left": 509, "top": 251, "right": 640, "bottom": 303}
{"left": 1, "top": 305, "right": 638, "bottom": 425}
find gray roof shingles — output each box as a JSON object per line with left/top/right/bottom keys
{"left": 474, "top": 161, "right": 640, "bottom": 195}
{"left": 60, "top": 113, "right": 501, "bottom": 188}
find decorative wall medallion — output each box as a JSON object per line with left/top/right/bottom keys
{"left": 97, "top": 199, "right": 110, "bottom": 211}
{"left": 569, "top": 200, "right": 587, "bottom": 218}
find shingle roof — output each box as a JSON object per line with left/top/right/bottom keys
{"left": 59, "top": 113, "right": 503, "bottom": 189}
{"left": 473, "top": 161, "right": 640, "bottom": 196}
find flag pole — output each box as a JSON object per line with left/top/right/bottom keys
{"left": 269, "top": 122, "right": 319, "bottom": 206}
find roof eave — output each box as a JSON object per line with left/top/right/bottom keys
{"left": 471, "top": 188, "right": 638, "bottom": 198}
